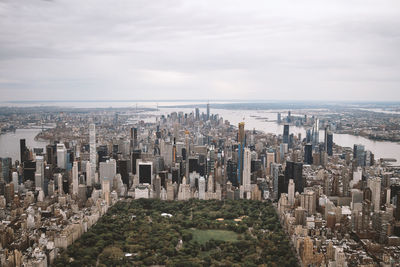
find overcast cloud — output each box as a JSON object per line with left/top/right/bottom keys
{"left": 0, "top": 0, "right": 399, "bottom": 101}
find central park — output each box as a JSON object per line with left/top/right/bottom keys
{"left": 54, "top": 199, "right": 298, "bottom": 266}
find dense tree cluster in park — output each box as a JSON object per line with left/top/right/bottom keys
{"left": 54, "top": 199, "right": 298, "bottom": 266}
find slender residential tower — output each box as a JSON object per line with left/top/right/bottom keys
{"left": 89, "top": 123, "right": 96, "bottom": 184}
{"left": 237, "top": 122, "right": 245, "bottom": 185}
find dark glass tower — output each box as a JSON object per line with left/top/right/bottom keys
{"left": 283, "top": 124, "right": 289, "bottom": 144}
{"left": 304, "top": 144, "right": 313, "bottom": 165}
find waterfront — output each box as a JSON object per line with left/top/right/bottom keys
{"left": 156, "top": 107, "right": 400, "bottom": 164}
{"left": 1, "top": 103, "right": 400, "bottom": 164}
{"left": 0, "top": 129, "right": 48, "bottom": 161}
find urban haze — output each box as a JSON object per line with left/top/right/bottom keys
{"left": 1, "top": 1, "right": 400, "bottom": 267}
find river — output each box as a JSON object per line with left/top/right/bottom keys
{"left": 0, "top": 129, "right": 49, "bottom": 162}
{"left": 0, "top": 101, "right": 399, "bottom": 164}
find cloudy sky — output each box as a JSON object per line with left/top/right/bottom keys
{"left": 0, "top": 0, "right": 399, "bottom": 101}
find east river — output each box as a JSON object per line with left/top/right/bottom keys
{"left": 1, "top": 102, "right": 400, "bottom": 164}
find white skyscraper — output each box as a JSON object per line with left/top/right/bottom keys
{"left": 242, "top": 147, "right": 252, "bottom": 198}
{"left": 89, "top": 123, "right": 96, "bottom": 183}
{"left": 35, "top": 156, "right": 44, "bottom": 190}
{"left": 56, "top": 143, "right": 67, "bottom": 169}
{"left": 368, "top": 177, "right": 381, "bottom": 212}
{"left": 312, "top": 118, "right": 319, "bottom": 148}
{"left": 288, "top": 179, "right": 295, "bottom": 206}
{"left": 57, "top": 173, "right": 63, "bottom": 195}
{"left": 72, "top": 161, "right": 79, "bottom": 195}
{"left": 12, "top": 172, "right": 18, "bottom": 192}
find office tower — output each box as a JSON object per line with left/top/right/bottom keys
{"left": 227, "top": 159, "right": 238, "bottom": 186}
{"left": 138, "top": 161, "right": 153, "bottom": 184}
{"left": 72, "top": 161, "right": 78, "bottom": 195}
{"left": 0, "top": 158, "right": 11, "bottom": 182}
{"left": 324, "top": 127, "right": 333, "bottom": 156}
{"left": 368, "top": 177, "right": 381, "bottom": 212}
{"left": 56, "top": 173, "right": 63, "bottom": 195}
{"left": 279, "top": 143, "right": 288, "bottom": 162}
{"left": 353, "top": 144, "right": 365, "bottom": 167}
{"left": 304, "top": 144, "right": 313, "bottom": 165}
{"left": 99, "top": 159, "right": 117, "bottom": 189}
{"left": 117, "top": 159, "right": 129, "bottom": 186}
{"left": 20, "top": 139, "right": 28, "bottom": 163}
{"left": 35, "top": 156, "right": 44, "bottom": 191}
{"left": 195, "top": 108, "right": 200, "bottom": 121}
{"left": 365, "top": 150, "right": 374, "bottom": 166}
{"left": 242, "top": 148, "right": 251, "bottom": 197}
{"left": 305, "top": 129, "right": 311, "bottom": 143}
{"left": 171, "top": 165, "right": 180, "bottom": 184}
{"left": 56, "top": 143, "right": 67, "bottom": 169}
{"left": 130, "top": 127, "right": 138, "bottom": 150}
{"left": 4, "top": 183, "right": 14, "bottom": 204}
{"left": 89, "top": 123, "right": 96, "bottom": 183}
{"left": 312, "top": 118, "right": 319, "bottom": 148}
{"left": 287, "top": 111, "right": 292, "bottom": 123}
{"left": 23, "top": 160, "right": 36, "bottom": 181}
{"left": 266, "top": 151, "right": 275, "bottom": 175}
{"left": 206, "top": 102, "right": 210, "bottom": 120}
{"left": 285, "top": 161, "right": 303, "bottom": 193}
{"left": 131, "top": 149, "right": 141, "bottom": 175}
{"left": 46, "top": 144, "right": 56, "bottom": 165}
{"left": 277, "top": 113, "right": 281, "bottom": 123}
{"left": 288, "top": 179, "right": 295, "bottom": 206}
{"left": 237, "top": 122, "right": 245, "bottom": 185}
{"left": 283, "top": 124, "right": 289, "bottom": 144}
{"left": 12, "top": 172, "right": 18, "bottom": 192}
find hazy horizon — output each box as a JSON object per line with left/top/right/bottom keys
{"left": 1, "top": 0, "right": 399, "bottom": 101}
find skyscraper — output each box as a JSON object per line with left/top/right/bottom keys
{"left": 288, "top": 179, "right": 295, "bottom": 206}
{"left": 56, "top": 144, "right": 67, "bottom": 169}
{"left": 72, "top": 161, "right": 78, "bottom": 195}
{"left": 368, "top": 177, "right": 381, "bottom": 213}
{"left": 285, "top": 161, "right": 303, "bottom": 193}
{"left": 20, "top": 139, "right": 28, "bottom": 163}
{"left": 312, "top": 118, "right": 319, "bottom": 148}
{"left": 89, "top": 123, "right": 96, "bottom": 183}
{"left": 237, "top": 122, "right": 245, "bottom": 185}
{"left": 99, "top": 159, "right": 116, "bottom": 189}
{"left": 283, "top": 124, "right": 289, "bottom": 144}
{"left": 242, "top": 148, "right": 251, "bottom": 197}
{"left": 304, "top": 144, "right": 313, "bottom": 165}
{"left": 266, "top": 151, "right": 275, "bottom": 175}
{"left": 271, "top": 163, "right": 282, "bottom": 200}
{"left": 206, "top": 102, "right": 210, "bottom": 121}
{"left": 326, "top": 131, "right": 333, "bottom": 156}
{"left": 353, "top": 144, "right": 365, "bottom": 167}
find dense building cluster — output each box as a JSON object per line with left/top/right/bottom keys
{"left": 0, "top": 106, "right": 400, "bottom": 266}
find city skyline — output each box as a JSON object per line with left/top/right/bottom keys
{"left": 1, "top": 0, "right": 400, "bottom": 101}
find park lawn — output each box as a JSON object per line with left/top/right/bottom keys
{"left": 189, "top": 229, "right": 240, "bottom": 244}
